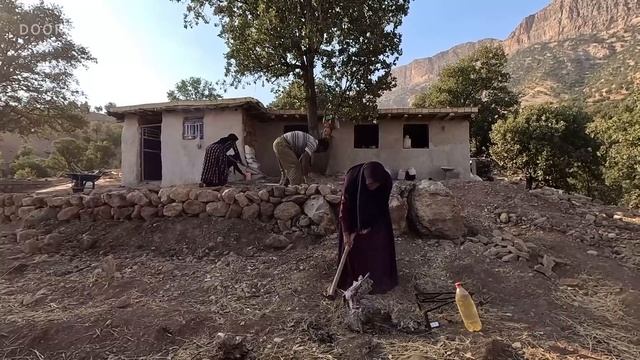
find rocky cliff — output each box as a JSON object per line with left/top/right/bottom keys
{"left": 380, "top": 0, "right": 640, "bottom": 107}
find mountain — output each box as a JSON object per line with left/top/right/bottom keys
{"left": 380, "top": 0, "right": 640, "bottom": 107}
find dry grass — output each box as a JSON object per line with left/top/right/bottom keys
{"left": 556, "top": 315, "right": 639, "bottom": 360}
{"left": 553, "top": 275, "right": 625, "bottom": 322}
{"left": 382, "top": 337, "right": 473, "bottom": 360}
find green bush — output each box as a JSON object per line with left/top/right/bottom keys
{"left": 10, "top": 146, "right": 51, "bottom": 178}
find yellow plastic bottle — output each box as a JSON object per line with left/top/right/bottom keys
{"left": 455, "top": 282, "right": 482, "bottom": 331}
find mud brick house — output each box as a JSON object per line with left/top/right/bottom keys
{"left": 108, "top": 98, "right": 477, "bottom": 187}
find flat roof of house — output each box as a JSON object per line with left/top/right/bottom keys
{"left": 107, "top": 97, "right": 477, "bottom": 120}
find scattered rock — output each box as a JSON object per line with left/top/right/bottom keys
{"left": 501, "top": 253, "right": 517, "bottom": 262}
{"left": 274, "top": 202, "right": 302, "bottom": 221}
{"left": 499, "top": 212, "right": 509, "bottom": 223}
{"left": 585, "top": 214, "right": 596, "bottom": 223}
{"left": 318, "top": 184, "right": 332, "bottom": 196}
{"left": 207, "top": 202, "right": 229, "bottom": 217}
{"left": 114, "top": 295, "right": 132, "bottom": 309}
{"left": 258, "top": 189, "right": 270, "bottom": 201}
{"left": 17, "top": 229, "right": 40, "bottom": 243}
{"left": 263, "top": 234, "right": 291, "bottom": 249}
{"left": 163, "top": 203, "right": 183, "bottom": 217}
{"left": 197, "top": 190, "right": 220, "bottom": 203}
{"left": 79, "top": 234, "right": 98, "bottom": 250}
{"left": 389, "top": 195, "right": 408, "bottom": 234}
{"left": 298, "top": 215, "right": 312, "bottom": 227}
{"left": 57, "top": 206, "right": 81, "bottom": 221}
{"left": 559, "top": 278, "right": 581, "bottom": 287}
{"left": 277, "top": 219, "right": 292, "bottom": 232}
{"left": 532, "top": 217, "right": 548, "bottom": 226}
{"left": 534, "top": 264, "right": 557, "bottom": 279}
{"left": 126, "top": 191, "right": 150, "bottom": 206}
{"left": 23, "top": 238, "right": 41, "bottom": 254}
{"left": 183, "top": 200, "right": 205, "bottom": 215}
{"left": 241, "top": 204, "right": 259, "bottom": 220}
{"left": 474, "top": 339, "right": 522, "bottom": 360}
{"left": 222, "top": 188, "right": 239, "bottom": 204}
{"left": 587, "top": 250, "right": 599, "bottom": 256}
{"left": 409, "top": 181, "right": 465, "bottom": 239}
{"left": 225, "top": 204, "right": 242, "bottom": 219}
{"left": 213, "top": 333, "right": 253, "bottom": 360}
{"left": 169, "top": 187, "right": 191, "bottom": 202}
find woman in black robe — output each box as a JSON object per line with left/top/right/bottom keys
{"left": 200, "top": 134, "right": 244, "bottom": 187}
{"left": 337, "top": 161, "right": 398, "bottom": 294}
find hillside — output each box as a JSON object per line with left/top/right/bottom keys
{"left": 380, "top": 0, "right": 640, "bottom": 107}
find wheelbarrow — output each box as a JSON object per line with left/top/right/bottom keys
{"left": 66, "top": 171, "right": 103, "bottom": 193}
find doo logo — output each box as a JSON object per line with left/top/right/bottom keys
{"left": 19, "top": 23, "right": 62, "bottom": 35}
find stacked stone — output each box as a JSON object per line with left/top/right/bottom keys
{"left": 467, "top": 229, "right": 534, "bottom": 263}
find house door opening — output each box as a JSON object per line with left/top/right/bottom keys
{"left": 141, "top": 125, "right": 162, "bottom": 181}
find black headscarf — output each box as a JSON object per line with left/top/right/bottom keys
{"left": 343, "top": 161, "right": 392, "bottom": 232}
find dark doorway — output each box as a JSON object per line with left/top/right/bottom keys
{"left": 403, "top": 124, "right": 429, "bottom": 148}
{"left": 283, "top": 124, "right": 309, "bottom": 134}
{"left": 141, "top": 125, "right": 162, "bottom": 181}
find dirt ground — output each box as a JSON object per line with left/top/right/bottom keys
{"left": 1, "top": 180, "right": 639, "bottom": 359}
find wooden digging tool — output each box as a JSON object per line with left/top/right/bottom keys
{"left": 326, "top": 244, "right": 351, "bottom": 299}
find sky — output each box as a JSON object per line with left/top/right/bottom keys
{"left": 43, "top": 0, "right": 550, "bottom": 108}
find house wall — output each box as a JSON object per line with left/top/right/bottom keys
{"left": 252, "top": 119, "right": 308, "bottom": 177}
{"left": 121, "top": 114, "right": 141, "bottom": 186}
{"left": 326, "top": 118, "right": 470, "bottom": 180}
{"left": 160, "top": 109, "right": 245, "bottom": 186}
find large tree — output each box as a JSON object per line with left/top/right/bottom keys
{"left": 269, "top": 79, "right": 330, "bottom": 110}
{"left": 413, "top": 45, "right": 519, "bottom": 156}
{"left": 491, "top": 104, "right": 602, "bottom": 195}
{"left": 0, "top": 0, "right": 95, "bottom": 135}
{"left": 174, "top": 0, "right": 411, "bottom": 137}
{"left": 167, "top": 76, "right": 222, "bottom": 101}
{"left": 589, "top": 91, "right": 640, "bottom": 207}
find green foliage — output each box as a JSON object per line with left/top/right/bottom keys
{"left": 589, "top": 91, "right": 640, "bottom": 207}
{"left": 10, "top": 146, "right": 51, "bottom": 178}
{"left": 46, "top": 138, "right": 88, "bottom": 174}
{"left": 413, "top": 45, "right": 520, "bottom": 156}
{"left": 167, "top": 77, "right": 222, "bottom": 101}
{"left": 175, "top": 0, "right": 411, "bottom": 136}
{"left": 0, "top": 0, "right": 95, "bottom": 136}
{"left": 491, "top": 104, "right": 603, "bottom": 196}
{"left": 269, "top": 80, "right": 330, "bottom": 110}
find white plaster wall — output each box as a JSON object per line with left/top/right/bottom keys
{"left": 160, "top": 109, "right": 245, "bottom": 186}
{"left": 326, "top": 119, "right": 470, "bottom": 180}
{"left": 121, "top": 114, "right": 141, "bottom": 186}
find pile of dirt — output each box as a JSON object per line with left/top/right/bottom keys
{"left": 1, "top": 180, "right": 639, "bottom": 359}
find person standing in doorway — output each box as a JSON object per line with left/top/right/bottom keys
{"left": 272, "top": 130, "right": 328, "bottom": 186}
{"left": 200, "top": 133, "right": 245, "bottom": 187}
{"left": 337, "top": 161, "right": 398, "bottom": 294}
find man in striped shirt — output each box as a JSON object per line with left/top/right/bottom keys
{"left": 273, "top": 131, "right": 328, "bottom": 185}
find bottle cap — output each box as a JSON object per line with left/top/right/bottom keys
{"left": 455, "top": 282, "right": 462, "bottom": 288}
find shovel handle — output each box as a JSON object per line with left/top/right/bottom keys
{"left": 327, "top": 245, "right": 350, "bottom": 297}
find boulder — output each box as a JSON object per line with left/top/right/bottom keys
{"left": 389, "top": 195, "right": 408, "bottom": 234}
{"left": 169, "top": 187, "right": 191, "bottom": 202}
{"left": 409, "top": 181, "right": 465, "bottom": 239}
{"left": 285, "top": 186, "right": 298, "bottom": 196}
{"left": 21, "top": 197, "right": 35, "bottom": 207}
{"left": 140, "top": 206, "right": 158, "bottom": 221}
{"left": 235, "top": 193, "right": 250, "bottom": 207}
{"left": 102, "top": 192, "right": 130, "bottom": 208}
{"left": 298, "top": 215, "right": 312, "bottom": 227}
{"left": 18, "top": 206, "right": 36, "bottom": 219}
{"left": 258, "top": 189, "right": 270, "bottom": 201}
{"left": 163, "top": 203, "right": 183, "bottom": 217}
{"left": 57, "top": 206, "right": 81, "bottom": 221}
{"left": 269, "top": 197, "right": 282, "bottom": 204}
{"left": 189, "top": 189, "right": 202, "bottom": 200}
{"left": 69, "top": 195, "right": 83, "bottom": 207}
{"left": 41, "top": 232, "right": 65, "bottom": 253}
{"left": 112, "top": 207, "right": 134, "bottom": 220}
{"left": 274, "top": 202, "right": 302, "bottom": 221}
{"left": 318, "top": 184, "right": 332, "bottom": 196}
{"left": 30, "top": 196, "right": 48, "bottom": 208}
{"left": 207, "top": 202, "right": 229, "bottom": 217}
{"left": 277, "top": 220, "right": 292, "bottom": 232}
{"left": 183, "top": 200, "right": 205, "bottom": 215}
{"left": 499, "top": 212, "right": 509, "bottom": 224}
{"left": 325, "top": 194, "right": 341, "bottom": 204}
{"left": 23, "top": 208, "right": 59, "bottom": 226}
{"left": 197, "top": 190, "right": 220, "bottom": 203}
{"left": 95, "top": 205, "right": 113, "bottom": 220}
{"left": 131, "top": 205, "right": 142, "bottom": 219}
{"left": 126, "top": 191, "right": 150, "bottom": 206}
{"left": 263, "top": 234, "right": 291, "bottom": 249}
{"left": 282, "top": 195, "right": 308, "bottom": 205}
{"left": 303, "top": 195, "right": 335, "bottom": 232}
{"left": 158, "top": 188, "right": 174, "bottom": 204}
{"left": 272, "top": 186, "right": 286, "bottom": 198}
{"left": 241, "top": 203, "right": 260, "bottom": 220}
{"left": 148, "top": 192, "right": 162, "bottom": 206}
{"left": 83, "top": 195, "right": 104, "bottom": 208}
{"left": 47, "top": 197, "right": 69, "bottom": 208}
{"left": 259, "top": 202, "right": 274, "bottom": 221}
{"left": 4, "top": 206, "right": 15, "bottom": 216}
{"left": 222, "top": 188, "right": 239, "bottom": 204}
{"left": 12, "top": 194, "right": 26, "bottom": 207}
{"left": 23, "top": 238, "right": 41, "bottom": 255}
{"left": 306, "top": 184, "right": 319, "bottom": 196}
{"left": 226, "top": 204, "right": 242, "bottom": 219}
{"left": 245, "top": 191, "right": 261, "bottom": 203}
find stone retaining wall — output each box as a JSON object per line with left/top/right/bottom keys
{"left": 1, "top": 182, "right": 414, "bottom": 237}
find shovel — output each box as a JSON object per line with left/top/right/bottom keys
{"left": 326, "top": 244, "right": 351, "bottom": 299}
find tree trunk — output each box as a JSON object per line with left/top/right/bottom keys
{"left": 302, "top": 63, "right": 320, "bottom": 139}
